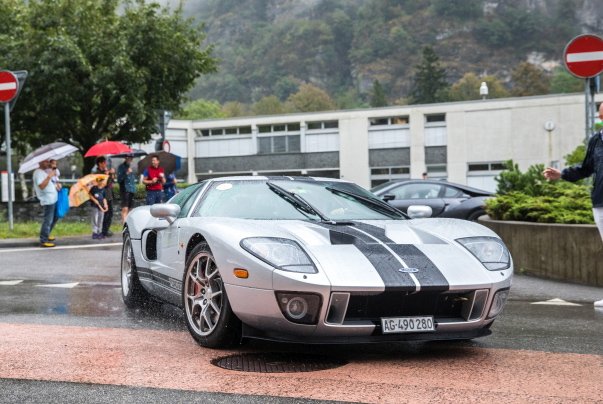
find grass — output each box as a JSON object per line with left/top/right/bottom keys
{"left": 0, "top": 221, "right": 123, "bottom": 239}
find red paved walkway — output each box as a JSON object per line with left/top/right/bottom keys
{"left": 1, "top": 323, "right": 601, "bottom": 403}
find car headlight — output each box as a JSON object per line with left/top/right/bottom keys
{"left": 240, "top": 237, "right": 318, "bottom": 274}
{"left": 456, "top": 236, "right": 510, "bottom": 271}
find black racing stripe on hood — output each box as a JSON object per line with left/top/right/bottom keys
{"left": 352, "top": 222, "right": 449, "bottom": 292}
{"left": 318, "top": 223, "right": 416, "bottom": 292}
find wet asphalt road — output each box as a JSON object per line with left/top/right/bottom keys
{"left": 1, "top": 243, "right": 603, "bottom": 402}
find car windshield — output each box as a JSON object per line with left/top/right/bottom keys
{"left": 195, "top": 180, "right": 406, "bottom": 221}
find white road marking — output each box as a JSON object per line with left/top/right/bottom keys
{"left": 0, "top": 242, "right": 122, "bottom": 253}
{"left": 0, "top": 280, "right": 24, "bottom": 286}
{"left": 0, "top": 82, "right": 17, "bottom": 91}
{"left": 566, "top": 51, "right": 603, "bottom": 63}
{"left": 531, "top": 298, "right": 582, "bottom": 306}
{"left": 35, "top": 282, "right": 79, "bottom": 289}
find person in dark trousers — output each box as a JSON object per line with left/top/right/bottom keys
{"left": 92, "top": 155, "right": 115, "bottom": 237}
{"left": 143, "top": 155, "right": 165, "bottom": 205}
{"left": 117, "top": 155, "right": 136, "bottom": 225}
{"left": 543, "top": 102, "right": 603, "bottom": 308}
{"left": 163, "top": 171, "right": 177, "bottom": 201}
{"left": 89, "top": 177, "right": 108, "bottom": 240}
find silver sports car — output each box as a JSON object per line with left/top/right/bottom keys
{"left": 121, "top": 176, "right": 512, "bottom": 348}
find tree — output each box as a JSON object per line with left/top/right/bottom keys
{"left": 0, "top": 0, "right": 217, "bottom": 173}
{"left": 222, "top": 101, "right": 249, "bottom": 118}
{"left": 511, "top": 62, "right": 551, "bottom": 97}
{"left": 274, "top": 76, "right": 300, "bottom": 101}
{"left": 252, "top": 95, "right": 290, "bottom": 115}
{"left": 449, "top": 73, "right": 509, "bottom": 101}
{"left": 433, "top": 0, "right": 483, "bottom": 19}
{"left": 287, "top": 84, "right": 335, "bottom": 112}
{"left": 176, "top": 99, "right": 226, "bottom": 120}
{"left": 550, "top": 67, "right": 583, "bottom": 94}
{"left": 370, "top": 79, "right": 388, "bottom": 107}
{"left": 409, "top": 46, "right": 449, "bottom": 104}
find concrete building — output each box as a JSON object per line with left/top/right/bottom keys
{"left": 139, "top": 93, "right": 603, "bottom": 192}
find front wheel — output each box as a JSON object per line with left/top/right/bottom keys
{"left": 183, "top": 243, "right": 241, "bottom": 348}
{"left": 121, "top": 229, "right": 151, "bottom": 308}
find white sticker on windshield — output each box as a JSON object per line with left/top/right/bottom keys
{"left": 216, "top": 183, "right": 233, "bottom": 191}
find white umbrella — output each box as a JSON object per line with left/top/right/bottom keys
{"left": 18, "top": 142, "right": 78, "bottom": 173}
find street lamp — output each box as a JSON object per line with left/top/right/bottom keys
{"left": 480, "top": 82, "right": 488, "bottom": 101}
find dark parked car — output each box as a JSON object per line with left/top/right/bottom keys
{"left": 371, "top": 179, "right": 494, "bottom": 221}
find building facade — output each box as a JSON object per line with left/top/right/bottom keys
{"left": 139, "top": 93, "right": 603, "bottom": 192}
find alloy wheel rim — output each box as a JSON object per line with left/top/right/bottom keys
{"left": 185, "top": 253, "right": 223, "bottom": 337}
{"left": 121, "top": 237, "right": 132, "bottom": 296}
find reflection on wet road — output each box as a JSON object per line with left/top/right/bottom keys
{"left": 1, "top": 245, "right": 602, "bottom": 402}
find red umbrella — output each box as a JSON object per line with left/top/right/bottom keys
{"left": 84, "top": 140, "right": 132, "bottom": 157}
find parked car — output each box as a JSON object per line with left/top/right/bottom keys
{"left": 122, "top": 176, "right": 512, "bottom": 348}
{"left": 371, "top": 179, "right": 494, "bottom": 221}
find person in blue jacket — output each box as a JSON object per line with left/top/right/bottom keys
{"left": 544, "top": 103, "right": 603, "bottom": 308}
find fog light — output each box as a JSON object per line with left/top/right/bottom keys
{"left": 488, "top": 289, "right": 509, "bottom": 319}
{"left": 275, "top": 292, "right": 322, "bottom": 325}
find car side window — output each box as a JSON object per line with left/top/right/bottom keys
{"left": 443, "top": 186, "right": 461, "bottom": 198}
{"left": 168, "top": 183, "right": 204, "bottom": 218}
{"left": 391, "top": 183, "right": 442, "bottom": 199}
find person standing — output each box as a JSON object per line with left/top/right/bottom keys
{"left": 117, "top": 155, "right": 136, "bottom": 225}
{"left": 163, "top": 171, "right": 177, "bottom": 201}
{"left": 92, "top": 156, "right": 116, "bottom": 237}
{"left": 33, "top": 160, "right": 59, "bottom": 247}
{"left": 543, "top": 103, "right": 603, "bottom": 308}
{"left": 143, "top": 155, "right": 165, "bottom": 205}
{"left": 89, "top": 177, "right": 108, "bottom": 239}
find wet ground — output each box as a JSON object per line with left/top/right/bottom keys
{"left": 1, "top": 243, "right": 602, "bottom": 402}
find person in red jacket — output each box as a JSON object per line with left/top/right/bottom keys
{"left": 142, "top": 155, "right": 165, "bottom": 205}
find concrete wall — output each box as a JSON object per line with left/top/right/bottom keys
{"left": 194, "top": 152, "right": 338, "bottom": 174}
{"left": 479, "top": 217, "right": 603, "bottom": 287}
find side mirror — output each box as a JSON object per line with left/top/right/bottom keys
{"left": 382, "top": 194, "right": 395, "bottom": 202}
{"left": 150, "top": 203, "right": 181, "bottom": 224}
{"left": 407, "top": 205, "right": 432, "bottom": 219}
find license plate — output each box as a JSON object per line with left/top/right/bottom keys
{"left": 381, "top": 316, "right": 435, "bottom": 334}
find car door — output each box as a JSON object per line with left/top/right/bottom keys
{"left": 386, "top": 182, "right": 446, "bottom": 217}
{"left": 153, "top": 184, "right": 205, "bottom": 293}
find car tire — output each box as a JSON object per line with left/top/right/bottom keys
{"left": 467, "top": 209, "right": 486, "bottom": 222}
{"left": 121, "top": 229, "right": 151, "bottom": 308}
{"left": 182, "top": 243, "right": 241, "bottom": 349}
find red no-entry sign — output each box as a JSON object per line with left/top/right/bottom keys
{"left": 564, "top": 34, "right": 603, "bottom": 78}
{"left": 0, "top": 71, "right": 18, "bottom": 103}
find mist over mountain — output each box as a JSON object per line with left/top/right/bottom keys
{"left": 164, "top": 0, "right": 603, "bottom": 105}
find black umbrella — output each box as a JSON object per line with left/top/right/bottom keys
{"left": 138, "top": 151, "right": 181, "bottom": 174}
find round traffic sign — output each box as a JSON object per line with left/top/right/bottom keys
{"left": 0, "top": 71, "right": 18, "bottom": 103}
{"left": 544, "top": 120, "right": 555, "bottom": 131}
{"left": 163, "top": 140, "right": 171, "bottom": 153}
{"left": 564, "top": 34, "right": 603, "bottom": 78}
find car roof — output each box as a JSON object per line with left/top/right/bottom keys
{"left": 373, "top": 179, "right": 493, "bottom": 196}
{"left": 204, "top": 175, "right": 350, "bottom": 183}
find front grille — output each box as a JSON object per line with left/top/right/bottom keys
{"left": 344, "top": 291, "right": 468, "bottom": 322}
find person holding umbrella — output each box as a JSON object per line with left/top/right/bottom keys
{"left": 92, "top": 155, "right": 115, "bottom": 237}
{"left": 33, "top": 160, "right": 59, "bottom": 247}
{"left": 142, "top": 155, "right": 165, "bottom": 205}
{"left": 117, "top": 155, "right": 136, "bottom": 224}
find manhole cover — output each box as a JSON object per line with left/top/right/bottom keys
{"left": 211, "top": 353, "right": 347, "bottom": 373}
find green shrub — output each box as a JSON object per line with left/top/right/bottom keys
{"left": 486, "top": 160, "right": 593, "bottom": 224}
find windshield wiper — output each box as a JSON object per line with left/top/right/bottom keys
{"left": 325, "top": 186, "right": 407, "bottom": 219}
{"left": 266, "top": 182, "right": 344, "bottom": 224}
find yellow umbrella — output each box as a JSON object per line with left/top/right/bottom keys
{"left": 69, "top": 174, "right": 108, "bottom": 207}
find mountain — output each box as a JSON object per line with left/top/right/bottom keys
{"left": 171, "top": 0, "right": 603, "bottom": 105}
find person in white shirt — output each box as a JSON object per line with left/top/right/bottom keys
{"left": 33, "top": 160, "right": 59, "bottom": 247}
{"left": 44, "top": 159, "right": 62, "bottom": 191}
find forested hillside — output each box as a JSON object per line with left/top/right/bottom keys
{"left": 173, "top": 0, "right": 603, "bottom": 113}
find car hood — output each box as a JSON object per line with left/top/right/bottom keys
{"left": 193, "top": 217, "right": 507, "bottom": 292}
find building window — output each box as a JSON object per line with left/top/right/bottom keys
{"left": 307, "top": 121, "right": 339, "bottom": 130}
{"left": 257, "top": 135, "right": 301, "bottom": 154}
{"left": 258, "top": 123, "right": 301, "bottom": 133}
{"left": 425, "top": 114, "right": 445, "bottom": 123}
{"left": 196, "top": 126, "right": 253, "bottom": 137}
{"left": 370, "top": 166, "right": 410, "bottom": 187}
{"left": 369, "top": 116, "right": 409, "bottom": 126}
{"left": 468, "top": 162, "right": 507, "bottom": 172}
{"left": 426, "top": 164, "right": 447, "bottom": 179}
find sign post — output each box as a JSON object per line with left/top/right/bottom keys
{"left": 0, "top": 71, "right": 20, "bottom": 231}
{"left": 563, "top": 34, "right": 603, "bottom": 144}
